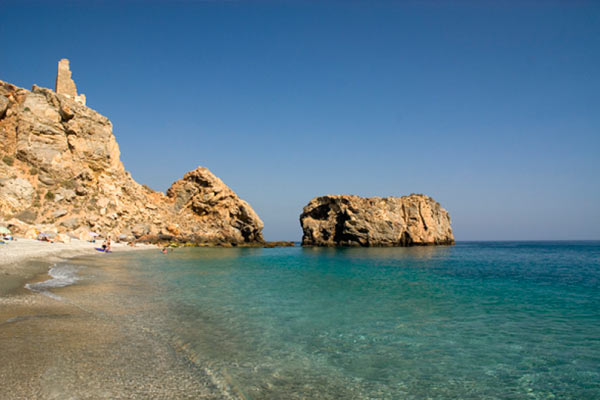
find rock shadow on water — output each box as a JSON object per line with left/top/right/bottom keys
{"left": 301, "top": 245, "right": 452, "bottom": 261}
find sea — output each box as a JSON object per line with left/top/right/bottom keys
{"left": 35, "top": 242, "right": 600, "bottom": 399}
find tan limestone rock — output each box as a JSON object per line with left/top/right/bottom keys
{"left": 166, "top": 167, "right": 265, "bottom": 243}
{"left": 0, "top": 178, "right": 35, "bottom": 213}
{"left": 56, "top": 233, "right": 71, "bottom": 243}
{"left": 300, "top": 194, "right": 454, "bottom": 247}
{"left": 0, "top": 95, "right": 9, "bottom": 118}
{"left": 0, "top": 77, "right": 264, "bottom": 245}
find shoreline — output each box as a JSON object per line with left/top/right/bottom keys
{"left": 0, "top": 238, "right": 155, "bottom": 297}
{"left": 0, "top": 241, "right": 228, "bottom": 399}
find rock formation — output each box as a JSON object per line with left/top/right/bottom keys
{"left": 300, "top": 194, "right": 454, "bottom": 247}
{"left": 0, "top": 70, "right": 264, "bottom": 245}
{"left": 166, "top": 167, "right": 264, "bottom": 243}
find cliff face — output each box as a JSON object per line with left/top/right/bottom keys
{"left": 0, "top": 80, "right": 264, "bottom": 244}
{"left": 300, "top": 194, "right": 454, "bottom": 247}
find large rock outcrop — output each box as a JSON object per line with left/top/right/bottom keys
{"left": 300, "top": 194, "right": 454, "bottom": 247}
{"left": 0, "top": 77, "right": 264, "bottom": 244}
{"left": 166, "top": 167, "right": 264, "bottom": 243}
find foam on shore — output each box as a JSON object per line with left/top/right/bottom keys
{"left": 0, "top": 238, "right": 154, "bottom": 297}
{"left": 25, "top": 263, "right": 82, "bottom": 300}
{"left": 0, "top": 238, "right": 154, "bottom": 267}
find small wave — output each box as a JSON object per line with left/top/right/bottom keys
{"left": 25, "top": 264, "right": 82, "bottom": 300}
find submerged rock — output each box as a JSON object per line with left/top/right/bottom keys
{"left": 300, "top": 194, "right": 454, "bottom": 247}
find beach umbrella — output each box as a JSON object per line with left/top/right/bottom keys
{"left": 89, "top": 232, "right": 99, "bottom": 237}
{"left": 41, "top": 231, "right": 57, "bottom": 238}
{"left": 0, "top": 226, "right": 11, "bottom": 235}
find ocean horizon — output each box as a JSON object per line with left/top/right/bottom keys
{"left": 28, "top": 240, "right": 600, "bottom": 399}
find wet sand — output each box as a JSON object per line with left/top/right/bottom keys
{"left": 0, "top": 249, "right": 231, "bottom": 399}
{"left": 0, "top": 239, "right": 153, "bottom": 296}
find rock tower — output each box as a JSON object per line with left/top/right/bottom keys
{"left": 55, "top": 58, "right": 86, "bottom": 105}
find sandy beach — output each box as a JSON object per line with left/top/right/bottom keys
{"left": 0, "top": 239, "right": 227, "bottom": 399}
{"left": 0, "top": 238, "right": 152, "bottom": 267}
{"left": 0, "top": 238, "right": 154, "bottom": 296}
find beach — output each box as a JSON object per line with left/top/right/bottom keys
{"left": 1, "top": 242, "right": 600, "bottom": 398}
{"left": 0, "top": 238, "right": 149, "bottom": 296}
{"left": 0, "top": 238, "right": 153, "bottom": 267}
{"left": 0, "top": 239, "right": 229, "bottom": 399}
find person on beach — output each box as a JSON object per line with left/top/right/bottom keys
{"left": 102, "top": 236, "right": 112, "bottom": 252}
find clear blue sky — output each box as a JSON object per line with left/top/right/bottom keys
{"left": 2, "top": 1, "right": 599, "bottom": 241}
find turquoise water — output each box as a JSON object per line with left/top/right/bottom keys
{"left": 69, "top": 242, "right": 600, "bottom": 399}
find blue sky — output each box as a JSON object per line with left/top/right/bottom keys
{"left": 1, "top": 1, "right": 599, "bottom": 240}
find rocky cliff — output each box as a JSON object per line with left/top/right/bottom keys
{"left": 0, "top": 79, "right": 264, "bottom": 244}
{"left": 300, "top": 194, "right": 454, "bottom": 247}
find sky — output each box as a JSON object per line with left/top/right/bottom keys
{"left": 1, "top": 1, "right": 599, "bottom": 241}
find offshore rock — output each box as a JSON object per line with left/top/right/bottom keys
{"left": 0, "top": 79, "right": 264, "bottom": 244}
{"left": 300, "top": 194, "right": 454, "bottom": 247}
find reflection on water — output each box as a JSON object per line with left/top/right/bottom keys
{"left": 301, "top": 244, "right": 451, "bottom": 260}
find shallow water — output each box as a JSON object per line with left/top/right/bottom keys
{"left": 25, "top": 263, "right": 82, "bottom": 300}
{"left": 58, "top": 242, "right": 600, "bottom": 399}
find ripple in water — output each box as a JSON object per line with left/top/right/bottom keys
{"left": 59, "top": 242, "right": 600, "bottom": 399}
{"left": 25, "top": 264, "right": 82, "bottom": 300}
